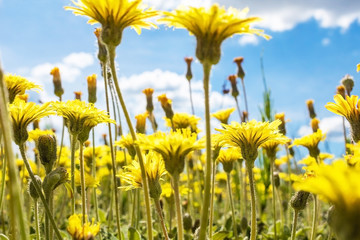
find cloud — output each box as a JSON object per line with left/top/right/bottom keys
{"left": 63, "top": 52, "right": 94, "bottom": 68}
{"left": 297, "top": 116, "right": 350, "bottom": 142}
{"left": 321, "top": 38, "right": 330, "bottom": 46}
{"left": 238, "top": 35, "right": 259, "bottom": 46}
{"left": 147, "top": 0, "right": 360, "bottom": 32}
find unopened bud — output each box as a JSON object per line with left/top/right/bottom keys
{"left": 311, "top": 118, "right": 320, "bottom": 133}
{"left": 273, "top": 172, "right": 280, "bottom": 188}
{"left": 135, "top": 112, "right": 149, "bottom": 134}
{"left": 341, "top": 74, "right": 354, "bottom": 96}
{"left": 17, "top": 94, "right": 28, "bottom": 102}
{"left": 33, "top": 120, "right": 39, "bottom": 130}
{"left": 102, "top": 134, "right": 108, "bottom": 146}
{"left": 42, "top": 167, "right": 68, "bottom": 195}
{"left": 94, "top": 28, "right": 108, "bottom": 63}
{"left": 84, "top": 140, "right": 91, "bottom": 148}
{"left": 29, "top": 175, "right": 42, "bottom": 199}
{"left": 290, "top": 191, "right": 310, "bottom": 211}
{"left": 241, "top": 111, "right": 248, "bottom": 123}
{"left": 158, "top": 94, "right": 174, "bottom": 120}
{"left": 240, "top": 217, "right": 248, "bottom": 232}
{"left": 142, "top": 88, "right": 154, "bottom": 113}
{"left": 306, "top": 100, "right": 316, "bottom": 119}
{"left": 74, "top": 91, "right": 82, "bottom": 100}
{"left": 184, "top": 57, "right": 193, "bottom": 81}
{"left": 50, "top": 67, "right": 64, "bottom": 98}
{"left": 38, "top": 134, "right": 57, "bottom": 174}
{"left": 228, "top": 75, "right": 239, "bottom": 98}
{"left": 87, "top": 74, "right": 97, "bottom": 104}
{"left": 234, "top": 57, "right": 245, "bottom": 80}
{"left": 336, "top": 85, "right": 346, "bottom": 98}
{"left": 183, "top": 213, "right": 193, "bottom": 231}
{"left": 275, "top": 112, "right": 286, "bottom": 135}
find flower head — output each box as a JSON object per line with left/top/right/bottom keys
{"left": 211, "top": 108, "right": 235, "bottom": 124}
{"left": 50, "top": 67, "right": 64, "bottom": 98}
{"left": 161, "top": 5, "right": 269, "bottom": 64}
{"left": 9, "top": 99, "right": 54, "bottom": 145}
{"left": 325, "top": 94, "right": 360, "bottom": 142}
{"left": 290, "top": 129, "right": 325, "bottom": 158}
{"left": 115, "top": 133, "right": 143, "bottom": 159}
{"left": 65, "top": 0, "right": 158, "bottom": 46}
{"left": 138, "top": 129, "right": 203, "bottom": 176}
{"left": 53, "top": 100, "right": 115, "bottom": 142}
{"left": 261, "top": 136, "right": 291, "bottom": 160}
{"left": 135, "top": 112, "right": 149, "bottom": 134}
{"left": 164, "top": 112, "right": 200, "bottom": 132}
{"left": 217, "top": 119, "right": 284, "bottom": 166}
{"left": 5, "top": 74, "right": 41, "bottom": 103}
{"left": 217, "top": 148, "right": 242, "bottom": 172}
{"left": 67, "top": 214, "right": 100, "bottom": 240}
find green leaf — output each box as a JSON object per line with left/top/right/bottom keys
{"left": 128, "top": 227, "right": 141, "bottom": 240}
{"left": 212, "top": 231, "right": 230, "bottom": 240}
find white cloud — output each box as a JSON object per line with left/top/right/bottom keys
{"left": 322, "top": 38, "right": 330, "bottom": 46}
{"left": 238, "top": 35, "right": 259, "bottom": 46}
{"left": 297, "top": 116, "right": 350, "bottom": 142}
{"left": 63, "top": 52, "right": 94, "bottom": 69}
{"left": 147, "top": 0, "right": 360, "bottom": 32}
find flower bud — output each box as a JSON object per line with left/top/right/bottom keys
{"left": 290, "top": 191, "right": 310, "bottom": 211}
{"left": 50, "top": 67, "right": 64, "bottom": 98}
{"left": 306, "top": 100, "right": 316, "bottom": 119}
{"left": 311, "top": 118, "right": 320, "bottom": 133}
{"left": 341, "top": 74, "right": 354, "bottom": 96}
{"left": 94, "top": 28, "right": 108, "bottom": 63}
{"left": 29, "top": 175, "right": 42, "bottom": 199}
{"left": 184, "top": 57, "right": 193, "bottom": 81}
{"left": 148, "top": 180, "right": 162, "bottom": 200}
{"left": 38, "top": 134, "right": 57, "bottom": 174}
{"left": 183, "top": 213, "right": 193, "bottom": 231}
{"left": 142, "top": 88, "right": 154, "bottom": 113}
{"left": 74, "top": 91, "right": 82, "bottom": 100}
{"left": 157, "top": 94, "right": 174, "bottom": 120}
{"left": 228, "top": 75, "right": 239, "bottom": 98}
{"left": 275, "top": 112, "right": 286, "bottom": 135}
{"left": 336, "top": 85, "right": 346, "bottom": 98}
{"left": 87, "top": 74, "right": 97, "bottom": 104}
{"left": 241, "top": 111, "right": 248, "bottom": 123}
{"left": 33, "top": 120, "right": 39, "bottom": 130}
{"left": 42, "top": 167, "right": 68, "bottom": 196}
{"left": 240, "top": 217, "right": 248, "bottom": 233}
{"left": 234, "top": 57, "right": 245, "bottom": 80}
{"left": 135, "top": 112, "right": 148, "bottom": 134}
{"left": 273, "top": 172, "right": 280, "bottom": 188}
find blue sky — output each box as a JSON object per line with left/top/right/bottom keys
{"left": 1, "top": 0, "right": 360, "bottom": 156}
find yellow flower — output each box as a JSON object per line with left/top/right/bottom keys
{"left": 217, "top": 119, "right": 284, "bottom": 166}
{"left": 4, "top": 74, "right": 41, "bottom": 103}
{"left": 119, "top": 151, "right": 166, "bottom": 198}
{"left": 157, "top": 93, "right": 174, "bottom": 120}
{"left": 357, "top": 63, "right": 360, "bottom": 72}
{"left": 216, "top": 148, "right": 242, "bottom": 172}
{"left": 53, "top": 100, "right": 115, "bottom": 142}
{"left": 211, "top": 108, "right": 235, "bottom": 124}
{"left": 65, "top": 0, "right": 158, "bottom": 46}
{"left": 28, "top": 129, "right": 55, "bottom": 143}
{"left": 138, "top": 129, "right": 203, "bottom": 176}
{"left": 261, "top": 136, "right": 291, "bottom": 160}
{"left": 74, "top": 171, "right": 99, "bottom": 188}
{"left": 67, "top": 214, "right": 100, "bottom": 240}
{"left": 9, "top": 99, "right": 54, "bottom": 145}
{"left": 115, "top": 133, "right": 143, "bottom": 159}
{"left": 274, "top": 155, "right": 289, "bottom": 167}
{"left": 135, "top": 112, "right": 149, "bottom": 134}
{"left": 298, "top": 156, "right": 317, "bottom": 166}
{"left": 160, "top": 5, "right": 269, "bottom": 64}
{"left": 164, "top": 112, "right": 200, "bottom": 132}
{"left": 293, "top": 160, "right": 360, "bottom": 240}
{"left": 325, "top": 94, "right": 360, "bottom": 142}
{"left": 290, "top": 129, "right": 326, "bottom": 158}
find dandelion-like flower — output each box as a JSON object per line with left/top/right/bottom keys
{"left": 138, "top": 129, "right": 203, "bottom": 176}
{"left": 164, "top": 112, "right": 200, "bottom": 132}
{"left": 290, "top": 129, "right": 326, "bottom": 158}
{"left": 212, "top": 108, "right": 235, "bottom": 124}
{"left": 135, "top": 112, "right": 149, "bottom": 134}
{"left": 294, "top": 160, "right": 360, "bottom": 240}
{"left": 65, "top": 0, "right": 158, "bottom": 46}
{"left": 115, "top": 133, "right": 143, "bottom": 159}
{"left": 53, "top": 100, "right": 115, "bottom": 143}
{"left": 325, "top": 94, "right": 360, "bottom": 142}
{"left": 217, "top": 119, "right": 284, "bottom": 165}
{"left": 67, "top": 214, "right": 100, "bottom": 240}
{"left": 160, "top": 5, "right": 269, "bottom": 65}
{"left": 217, "top": 148, "right": 242, "bottom": 173}
{"left": 262, "top": 136, "right": 291, "bottom": 160}
{"left": 9, "top": 99, "right": 54, "bottom": 145}
{"left": 5, "top": 74, "right": 41, "bottom": 103}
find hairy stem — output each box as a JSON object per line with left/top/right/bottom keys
{"left": 79, "top": 143, "right": 87, "bottom": 223}
{"left": 290, "top": 210, "right": 299, "bottom": 240}
{"left": 246, "top": 162, "right": 257, "bottom": 240}
{"left": 270, "top": 161, "right": 277, "bottom": 240}
{"left": 155, "top": 198, "right": 170, "bottom": 240}
{"left": 173, "top": 175, "right": 184, "bottom": 240}
{"left": 227, "top": 172, "right": 239, "bottom": 240}
{"left": 310, "top": 195, "right": 318, "bottom": 240}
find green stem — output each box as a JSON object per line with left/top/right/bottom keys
{"left": 173, "top": 175, "right": 184, "bottom": 240}
{"left": 290, "top": 210, "right": 298, "bottom": 240}
{"left": 270, "top": 162, "right": 277, "bottom": 240}
{"left": 19, "top": 144, "right": 63, "bottom": 240}
{"left": 342, "top": 117, "right": 347, "bottom": 153}
{"left": 227, "top": 172, "right": 239, "bottom": 240}
{"left": 242, "top": 162, "right": 248, "bottom": 219}
{"left": 155, "top": 198, "right": 170, "bottom": 240}
{"left": 131, "top": 189, "right": 136, "bottom": 227}
{"left": 0, "top": 146, "right": 6, "bottom": 210}
{"left": 209, "top": 161, "right": 217, "bottom": 238}
{"left": 188, "top": 80, "right": 195, "bottom": 115}
{"left": 70, "top": 134, "right": 77, "bottom": 215}
{"left": 102, "top": 62, "right": 122, "bottom": 239}
{"left": 108, "top": 45, "right": 152, "bottom": 239}
{"left": 92, "top": 129, "right": 100, "bottom": 222}
{"left": 79, "top": 143, "right": 87, "bottom": 223}
{"left": 34, "top": 200, "right": 40, "bottom": 240}
{"left": 0, "top": 69, "right": 28, "bottom": 240}
{"left": 310, "top": 195, "right": 318, "bottom": 240}
{"left": 57, "top": 96, "right": 65, "bottom": 166}
{"left": 198, "top": 62, "right": 212, "bottom": 240}
{"left": 240, "top": 78, "right": 249, "bottom": 119}
{"left": 246, "top": 162, "right": 257, "bottom": 240}
{"left": 235, "top": 97, "right": 242, "bottom": 121}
